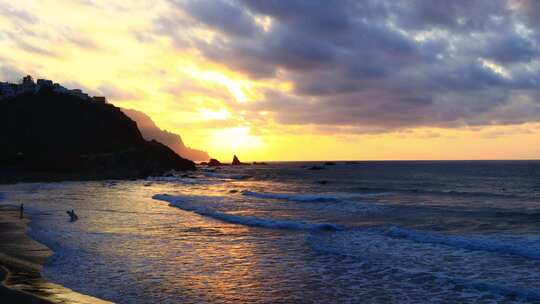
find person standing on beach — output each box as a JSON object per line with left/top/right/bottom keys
{"left": 19, "top": 203, "right": 24, "bottom": 219}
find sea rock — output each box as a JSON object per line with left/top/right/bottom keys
{"left": 252, "top": 162, "right": 268, "bottom": 165}
{"left": 207, "top": 158, "right": 222, "bottom": 166}
{"left": 232, "top": 155, "right": 247, "bottom": 165}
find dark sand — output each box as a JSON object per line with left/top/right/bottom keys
{"left": 0, "top": 205, "right": 111, "bottom": 304}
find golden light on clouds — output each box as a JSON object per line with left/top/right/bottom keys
{"left": 183, "top": 66, "right": 251, "bottom": 103}
{"left": 1, "top": 0, "right": 539, "bottom": 161}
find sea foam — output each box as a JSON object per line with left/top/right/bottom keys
{"left": 385, "top": 226, "right": 540, "bottom": 260}
{"left": 241, "top": 190, "right": 387, "bottom": 203}
{"left": 152, "top": 194, "right": 342, "bottom": 231}
{"left": 242, "top": 191, "right": 343, "bottom": 202}
{"left": 356, "top": 187, "right": 526, "bottom": 199}
{"left": 308, "top": 228, "right": 540, "bottom": 301}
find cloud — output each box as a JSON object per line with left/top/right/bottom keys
{"left": 0, "top": 62, "right": 24, "bottom": 82}
{"left": 0, "top": 3, "right": 38, "bottom": 24}
{"left": 98, "top": 83, "right": 142, "bottom": 101}
{"left": 152, "top": 0, "right": 540, "bottom": 132}
{"left": 3, "top": 0, "right": 534, "bottom": 135}
{"left": 10, "top": 36, "right": 60, "bottom": 57}
{"left": 180, "top": 0, "right": 259, "bottom": 38}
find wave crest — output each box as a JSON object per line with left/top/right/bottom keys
{"left": 241, "top": 190, "right": 387, "bottom": 203}
{"left": 385, "top": 226, "right": 540, "bottom": 260}
{"left": 153, "top": 194, "right": 342, "bottom": 231}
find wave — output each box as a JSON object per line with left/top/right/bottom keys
{"left": 145, "top": 176, "right": 218, "bottom": 185}
{"left": 439, "top": 275, "right": 540, "bottom": 301}
{"left": 308, "top": 229, "right": 540, "bottom": 301}
{"left": 152, "top": 194, "right": 342, "bottom": 231}
{"left": 241, "top": 190, "right": 388, "bottom": 203}
{"left": 242, "top": 191, "right": 342, "bottom": 202}
{"left": 355, "top": 186, "right": 527, "bottom": 199}
{"left": 385, "top": 226, "right": 540, "bottom": 260}
{"left": 203, "top": 172, "right": 252, "bottom": 180}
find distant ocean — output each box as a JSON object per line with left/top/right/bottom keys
{"left": 1, "top": 161, "right": 540, "bottom": 303}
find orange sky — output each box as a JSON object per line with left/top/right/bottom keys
{"left": 1, "top": 0, "right": 539, "bottom": 161}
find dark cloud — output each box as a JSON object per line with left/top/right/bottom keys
{"left": 157, "top": 0, "right": 540, "bottom": 132}
{"left": 180, "top": 0, "right": 259, "bottom": 37}
{"left": 390, "top": 1, "right": 510, "bottom": 32}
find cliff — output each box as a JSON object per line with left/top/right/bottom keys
{"left": 0, "top": 76, "right": 195, "bottom": 183}
{"left": 121, "top": 108, "right": 210, "bottom": 161}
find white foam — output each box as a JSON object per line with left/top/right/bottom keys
{"left": 242, "top": 191, "right": 342, "bottom": 202}
{"left": 152, "top": 194, "right": 342, "bottom": 231}
{"left": 308, "top": 229, "right": 540, "bottom": 301}
{"left": 385, "top": 226, "right": 540, "bottom": 260}
{"left": 241, "top": 190, "right": 386, "bottom": 203}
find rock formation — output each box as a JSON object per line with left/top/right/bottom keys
{"left": 232, "top": 155, "right": 247, "bottom": 165}
{"left": 206, "top": 158, "right": 222, "bottom": 166}
{"left": 0, "top": 76, "right": 195, "bottom": 183}
{"left": 121, "top": 108, "right": 210, "bottom": 161}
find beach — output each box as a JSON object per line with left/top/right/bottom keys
{"left": 0, "top": 204, "right": 111, "bottom": 304}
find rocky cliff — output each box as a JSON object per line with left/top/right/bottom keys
{"left": 0, "top": 77, "right": 195, "bottom": 183}
{"left": 121, "top": 108, "right": 210, "bottom": 161}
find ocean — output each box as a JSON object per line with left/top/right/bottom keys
{"left": 1, "top": 161, "right": 540, "bottom": 303}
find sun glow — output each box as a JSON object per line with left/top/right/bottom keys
{"left": 209, "top": 127, "right": 263, "bottom": 159}
{"left": 199, "top": 108, "right": 230, "bottom": 120}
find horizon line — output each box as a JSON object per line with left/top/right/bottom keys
{"left": 199, "top": 158, "right": 540, "bottom": 163}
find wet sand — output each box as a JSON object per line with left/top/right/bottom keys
{"left": 0, "top": 205, "right": 112, "bottom": 304}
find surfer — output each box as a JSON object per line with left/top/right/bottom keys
{"left": 66, "top": 209, "right": 78, "bottom": 222}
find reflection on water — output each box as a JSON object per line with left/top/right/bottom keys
{"left": 0, "top": 161, "right": 539, "bottom": 303}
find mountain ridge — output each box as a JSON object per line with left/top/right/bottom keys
{"left": 121, "top": 108, "right": 210, "bottom": 162}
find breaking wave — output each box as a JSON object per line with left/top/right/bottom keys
{"left": 355, "top": 187, "right": 528, "bottom": 199}
{"left": 241, "top": 190, "right": 388, "bottom": 203}
{"left": 152, "top": 194, "right": 342, "bottom": 231}
{"left": 385, "top": 226, "right": 540, "bottom": 260}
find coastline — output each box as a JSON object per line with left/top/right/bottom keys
{"left": 0, "top": 204, "right": 112, "bottom": 304}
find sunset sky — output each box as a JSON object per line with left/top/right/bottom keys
{"left": 1, "top": 0, "right": 540, "bottom": 161}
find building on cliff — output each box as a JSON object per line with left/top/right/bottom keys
{"left": 0, "top": 75, "right": 107, "bottom": 103}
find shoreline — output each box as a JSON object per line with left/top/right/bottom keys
{"left": 0, "top": 204, "right": 112, "bottom": 304}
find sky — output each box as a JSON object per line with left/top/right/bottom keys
{"left": 1, "top": 0, "right": 540, "bottom": 161}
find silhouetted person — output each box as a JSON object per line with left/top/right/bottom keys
{"left": 20, "top": 203, "right": 24, "bottom": 219}
{"left": 66, "top": 209, "right": 78, "bottom": 222}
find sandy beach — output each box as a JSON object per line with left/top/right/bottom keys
{"left": 0, "top": 204, "right": 111, "bottom": 304}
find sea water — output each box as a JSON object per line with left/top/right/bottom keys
{"left": 1, "top": 161, "right": 540, "bottom": 303}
